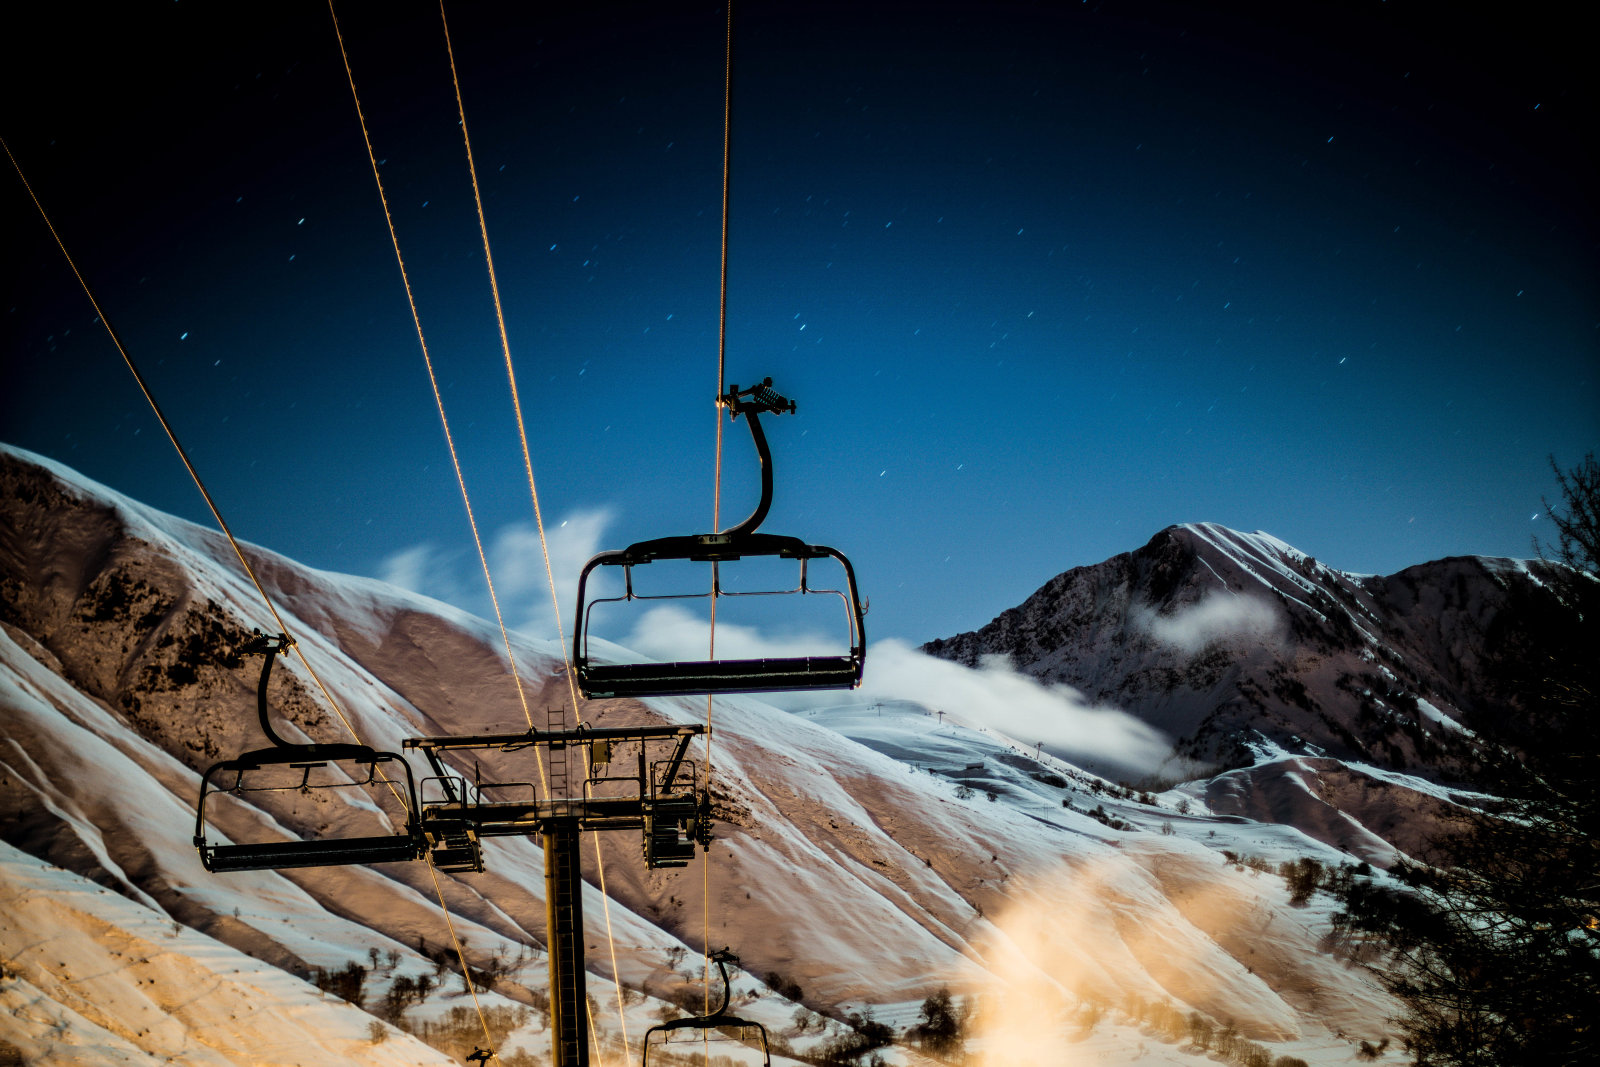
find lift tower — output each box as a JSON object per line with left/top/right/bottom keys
{"left": 404, "top": 722, "right": 710, "bottom": 1067}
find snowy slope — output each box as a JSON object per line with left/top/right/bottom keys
{"left": 0, "top": 840, "right": 454, "bottom": 1066}
{"left": 2, "top": 445, "right": 1420, "bottom": 1064}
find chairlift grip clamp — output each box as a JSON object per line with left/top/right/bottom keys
{"left": 243, "top": 629, "right": 296, "bottom": 656}
{"left": 721, "top": 377, "right": 795, "bottom": 419}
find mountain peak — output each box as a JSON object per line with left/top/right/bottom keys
{"left": 1162, "top": 522, "right": 1305, "bottom": 562}
{"left": 925, "top": 522, "right": 1593, "bottom": 776}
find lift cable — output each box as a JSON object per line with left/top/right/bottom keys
{"left": 326, "top": 5, "right": 523, "bottom": 1060}
{"left": 704, "top": 0, "right": 738, "bottom": 1020}
{"left": 435, "top": 3, "right": 634, "bottom": 1054}
{"left": 425, "top": 856, "right": 503, "bottom": 1067}
{"left": 712, "top": 0, "right": 734, "bottom": 540}
{"left": 325, "top": 2, "right": 544, "bottom": 746}
{"left": 2, "top": 137, "right": 386, "bottom": 773}
{"left": 436, "top": 0, "right": 584, "bottom": 724}
{"left": 15, "top": 35, "right": 487, "bottom": 1059}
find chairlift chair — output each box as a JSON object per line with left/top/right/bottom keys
{"left": 193, "top": 633, "right": 423, "bottom": 872}
{"left": 642, "top": 949, "right": 771, "bottom": 1067}
{"left": 573, "top": 379, "right": 866, "bottom": 699}
{"left": 642, "top": 757, "right": 710, "bottom": 870}
{"left": 416, "top": 785, "right": 486, "bottom": 874}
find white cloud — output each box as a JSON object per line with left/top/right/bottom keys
{"left": 605, "top": 611, "right": 1168, "bottom": 776}
{"left": 375, "top": 507, "right": 618, "bottom": 641}
{"left": 1138, "top": 592, "right": 1282, "bottom": 654}
{"left": 376, "top": 541, "right": 476, "bottom": 610}
{"left": 488, "top": 507, "right": 617, "bottom": 635}
{"left": 377, "top": 543, "right": 435, "bottom": 595}
{"left": 859, "top": 640, "right": 1171, "bottom": 777}
{"left": 621, "top": 604, "right": 839, "bottom": 663}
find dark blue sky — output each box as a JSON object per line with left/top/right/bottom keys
{"left": 4, "top": 1, "right": 1595, "bottom": 646}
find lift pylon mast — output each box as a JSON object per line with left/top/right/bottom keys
{"left": 403, "top": 723, "right": 712, "bottom": 1067}
{"left": 544, "top": 816, "right": 586, "bottom": 1066}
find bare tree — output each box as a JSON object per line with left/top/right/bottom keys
{"left": 1535, "top": 452, "right": 1599, "bottom": 573}
{"left": 1327, "top": 547, "right": 1599, "bottom": 1066}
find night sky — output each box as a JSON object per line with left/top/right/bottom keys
{"left": 4, "top": 1, "right": 1594, "bottom": 649}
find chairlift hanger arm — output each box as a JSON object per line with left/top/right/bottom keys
{"left": 707, "top": 947, "right": 737, "bottom": 1017}
{"left": 243, "top": 631, "right": 296, "bottom": 748}
{"left": 659, "top": 949, "right": 738, "bottom": 1024}
{"left": 719, "top": 377, "right": 793, "bottom": 538}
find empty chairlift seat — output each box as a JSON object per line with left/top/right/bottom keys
{"left": 194, "top": 742, "right": 423, "bottom": 871}
{"left": 193, "top": 632, "right": 423, "bottom": 873}
{"left": 642, "top": 949, "right": 771, "bottom": 1067}
{"left": 572, "top": 379, "right": 867, "bottom": 700}
{"left": 573, "top": 531, "right": 866, "bottom": 698}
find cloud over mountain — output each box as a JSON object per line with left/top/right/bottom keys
{"left": 1137, "top": 591, "right": 1283, "bottom": 654}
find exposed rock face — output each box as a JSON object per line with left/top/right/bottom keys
{"left": 924, "top": 522, "right": 1596, "bottom": 777}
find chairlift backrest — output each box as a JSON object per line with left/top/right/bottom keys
{"left": 573, "top": 532, "right": 865, "bottom": 698}
{"left": 642, "top": 1017, "right": 772, "bottom": 1066}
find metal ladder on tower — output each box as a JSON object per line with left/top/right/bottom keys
{"left": 546, "top": 705, "right": 570, "bottom": 816}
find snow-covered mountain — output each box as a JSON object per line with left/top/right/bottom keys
{"left": 6, "top": 443, "right": 1574, "bottom": 1065}
{"left": 925, "top": 522, "right": 1596, "bottom": 862}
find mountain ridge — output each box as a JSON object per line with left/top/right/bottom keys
{"left": 922, "top": 520, "right": 1592, "bottom": 782}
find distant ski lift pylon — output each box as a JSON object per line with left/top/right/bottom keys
{"left": 194, "top": 632, "right": 423, "bottom": 872}
{"left": 573, "top": 378, "right": 866, "bottom": 699}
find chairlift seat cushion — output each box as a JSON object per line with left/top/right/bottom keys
{"left": 201, "top": 833, "right": 421, "bottom": 872}
{"left": 580, "top": 653, "right": 862, "bottom": 698}
{"left": 217, "top": 742, "right": 392, "bottom": 772}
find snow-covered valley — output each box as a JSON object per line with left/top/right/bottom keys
{"left": 4, "top": 443, "right": 1588, "bottom": 1066}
